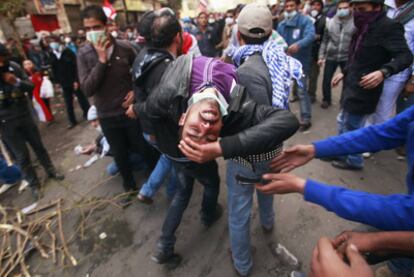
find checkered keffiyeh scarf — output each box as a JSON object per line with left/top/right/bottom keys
{"left": 232, "top": 40, "right": 303, "bottom": 110}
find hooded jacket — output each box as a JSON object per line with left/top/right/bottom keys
{"left": 137, "top": 54, "right": 299, "bottom": 160}
{"left": 132, "top": 47, "right": 173, "bottom": 134}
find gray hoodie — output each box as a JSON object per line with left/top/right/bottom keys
{"left": 318, "top": 15, "right": 356, "bottom": 62}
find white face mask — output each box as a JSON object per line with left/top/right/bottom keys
{"left": 50, "top": 42, "right": 60, "bottom": 51}
{"left": 86, "top": 30, "right": 106, "bottom": 44}
{"left": 95, "top": 125, "right": 103, "bottom": 134}
{"left": 284, "top": 10, "right": 298, "bottom": 20}
{"left": 225, "top": 17, "right": 234, "bottom": 25}
{"left": 64, "top": 37, "right": 71, "bottom": 44}
{"left": 310, "top": 10, "right": 319, "bottom": 18}
{"left": 111, "top": 31, "right": 118, "bottom": 38}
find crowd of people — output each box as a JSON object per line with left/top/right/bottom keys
{"left": 0, "top": 0, "right": 414, "bottom": 276}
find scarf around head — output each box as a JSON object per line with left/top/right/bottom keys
{"left": 232, "top": 40, "right": 303, "bottom": 110}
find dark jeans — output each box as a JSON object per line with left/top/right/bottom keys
{"left": 62, "top": 86, "right": 90, "bottom": 125}
{"left": 0, "top": 114, "right": 55, "bottom": 187}
{"left": 322, "top": 60, "right": 346, "bottom": 104}
{"left": 158, "top": 160, "right": 220, "bottom": 254}
{"left": 100, "top": 115, "right": 158, "bottom": 191}
{"left": 308, "top": 59, "right": 320, "bottom": 100}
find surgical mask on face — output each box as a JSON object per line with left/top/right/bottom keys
{"left": 50, "top": 42, "right": 60, "bottom": 51}
{"left": 208, "top": 18, "right": 215, "bottom": 24}
{"left": 86, "top": 30, "right": 106, "bottom": 44}
{"left": 284, "top": 10, "right": 297, "bottom": 20}
{"left": 95, "top": 125, "right": 103, "bottom": 134}
{"left": 310, "top": 10, "right": 319, "bottom": 18}
{"left": 111, "top": 31, "right": 118, "bottom": 38}
{"left": 337, "top": 8, "right": 350, "bottom": 18}
{"left": 127, "top": 32, "right": 133, "bottom": 39}
{"left": 225, "top": 17, "right": 234, "bottom": 25}
{"left": 64, "top": 37, "right": 71, "bottom": 44}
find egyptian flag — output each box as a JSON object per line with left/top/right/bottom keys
{"left": 103, "top": 0, "right": 117, "bottom": 21}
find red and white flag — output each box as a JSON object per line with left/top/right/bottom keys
{"left": 103, "top": 0, "right": 117, "bottom": 21}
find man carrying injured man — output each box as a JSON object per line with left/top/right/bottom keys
{"left": 135, "top": 54, "right": 299, "bottom": 266}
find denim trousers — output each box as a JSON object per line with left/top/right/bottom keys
{"left": 308, "top": 59, "right": 320, "bottom": 100}
{"left": 337, "top": 110, "right": 368, "bottom": 168}
{"left": 226, "top": 160, "right": 274, "bottom": 275}
{"left": 106, "top": 152, "right": 147, "bottom": 176}
{"left": 139, "top": 133, "right": 178, "bottom": 199}
{"left": 296, "top": 75, "right": 312, "bottom": 123}
{"left": 158, "top": 160, "right": 220, "bottom": 254}
{"left": 365, "top": 78, "right": 406, "bottom": 126}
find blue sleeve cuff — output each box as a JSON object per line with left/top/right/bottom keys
{"left": 312, "top": 140, "right": 331, "bottom": 158}
{"left": 304, "top": 179, "right": 335, "bottom": 207}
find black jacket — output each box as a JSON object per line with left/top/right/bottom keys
{"left": 132, "top": 47, "right": 173, "bottom": 134}
{"left": 137, "top": 54, "right": 299, "bottom": 160}
{"left": 342, "top": 13, "right": 413, "bottom": 115}
{"left": 312, "top": 14, "right": 326, "bottom": 60}
{"left": 50, "top": 48, "right": 78, "bottom": 88}
{"left": 0, "top": 61, "right": 34, "bottom": 121}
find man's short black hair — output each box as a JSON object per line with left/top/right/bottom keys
{"left": 285, "top": 0, "right": 301, "bottom": 5}
{"left": 81, "top": 5, "right": 107, "bottom": 25}
{"left": 240, "top": 33, "right": 271, "bottom": 45}
{"left": 151, "top": 14, "right": 182, "bottom": 48}
{"left": 311, "top": 0, "right": 324, "bottom": 8}
{"left": 338, "top": 0, "right": 350, "bottom": 5}
{"left": 198, "top": 11, "right": 208, "bottom": 18}
{"left": 138, "top": 11, "right": 156, "bottom": 42}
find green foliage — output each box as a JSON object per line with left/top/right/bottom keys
{"left": 0, "top": 0, "right": 26, "bottom": 19}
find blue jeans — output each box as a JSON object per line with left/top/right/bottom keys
{"left": 158, "top": 160, "right": 220, "bottom": 255}
{"left": 139, "top": 154, "right": 177, "bottom": 199}
{"left": 297, "top": 75, "right": 312, "bottom": 123}
{"left": 106, "top": 152, "right": 146, "bottom": 176}
{"left": 139, "top": 133, "right": 178, "bottom": 199}
{"left": 227, "top": 160, "right": 274, "bottom": 276}
{"left": 336, "top": 110, "right": 367, "bottom": 168}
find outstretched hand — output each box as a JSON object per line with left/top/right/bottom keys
{"left": 269, "top": 144, "right": 315, "bottom": 173}
{"left": 178, "top": 137, "right": 222, "bottom": 164}
{"left": 256, "top": 173, "right": 306, "bottom": 195}
{"left": 310, "top": 237, "right": 374, "bottom": 277}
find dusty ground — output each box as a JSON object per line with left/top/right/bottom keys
{"left": 0, "top": 81, "right": 407, "bottom": 277}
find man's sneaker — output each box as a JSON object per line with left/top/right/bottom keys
{"left": 299, "top": 122, "right": 312, "bottom": 132}
{"left": 262, "top": 224, "right": 274, "bottom": 234}
{"left": 320, "top": 101, "right": 331, "bottom": 109}
{"left": 331, "top": 160, "right": 362, "bottom": 171}
{"left": 48, "top": 171, "right": 65, "bottom": 181}
{"left": 151, "top": 250, "right": 182, "bottom": 267}
{"left": 31, "top": 186, "right": 42, "bottom": 201}
{"left": 202, "top": 203, "right": 223, "bottom": 228}
{"left": 18, "top": 180, "right": 30, "bottom": 192}
{"left": 137, "top": 193, "right": 154, "bottom": 205}
{"left": 0, "top": 183, "right": 16, "bottom": 195}
{"left": 118, "top": 195, "right": 135, "bottom": 209}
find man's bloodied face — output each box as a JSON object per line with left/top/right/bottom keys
{"left": 179, "top": 98, "right": 223, "bottom": 145}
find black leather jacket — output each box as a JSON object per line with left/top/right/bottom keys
{"left": 137, "top": 54, "right": 299, "bottom": 160}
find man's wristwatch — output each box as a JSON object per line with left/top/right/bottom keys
{"left": 379, "top": 68, "right": 391, "bottom": 79}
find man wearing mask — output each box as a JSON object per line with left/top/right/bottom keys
{"left": 49, "top": 36, "right": 90, "bottom": 129}
{"left": 0, "top": 44, "right": 64, "bottom": 200}
{"left": 308, "top": 0, "right": 327, "bottom": 103}
{"left": 77, "top": 5, "right": 158, "bottom": 202}
{"left": 331, "top": 0, "right": 412, "bottom": 170}
{"left": 365, "top": 0, "right": 414, "bottom": 126}
{"left": 193, "top": 12, "right": 219, "bottom": 57}
{"left": 278, "top": 0, "right": 316, "bottom": 132}
{"left": 318, "top": 0, "right": 355, "bottom": 109}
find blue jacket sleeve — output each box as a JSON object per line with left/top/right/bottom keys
{"left": 304, "top": 179, "right": 414, "bottom": 231}
{"left": 0, "top": 159, "right": 21, "bottom": 184}
{"left": 313, "top": 106, "right": 414, "bottom": 158}
{"left": 296, "top": 17, "right": 315, "bottom": 49}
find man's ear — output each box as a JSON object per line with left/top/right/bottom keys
{"left": 179, "top": 113, "right": 187, "bottom": 126}
{"left": 237, "top": 31, "right": 244, "bottom": 46}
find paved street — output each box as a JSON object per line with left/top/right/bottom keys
{"left": 1, "top": 83, "right": 407, "bottom": 277}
